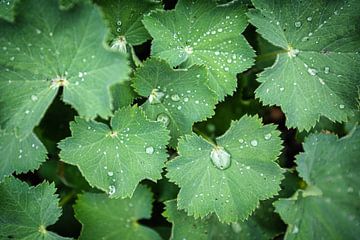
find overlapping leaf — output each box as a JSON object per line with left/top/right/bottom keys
{"left": 0, "top": 0, "right": 21, "bottom": 22}
{"left": 274, "top": 127, "right": 360, "bottom": 239}
{"left": 0, "top": 129, "right": 47, "bottom": 182}
{"left": 74, "top": 185, "right": 161, "bottom": 240}
{"left": 0, "top": 0, "right": 129, "bottom": 138}
{"left": 0, "top": 177, "right": 70, "bottom": 239}
{"left": 133, "top": 58, "right": 217, "bottom": 146}
{"left": 166, "top": 115, "right": 284, "bottom": 223}
{"left": 59, "top": 106, "right": 170, "bottom": 198}
{"left": 248, "top": 0, "right": 360, "bottom": 130}
{"left": 95, "top": 0, "right": 162, "bottom": 53}
{"left": 164, "top": 200, "right": 283, "bottom": 240}
{"left": 143, "top": 0, "right": 255, "bottom": 100}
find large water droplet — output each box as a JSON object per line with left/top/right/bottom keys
{"left": 250, "top": 140, "right": 258, "bottom": 147}
{"left": 149, "top": 89, "right": 165, "bottom": 104}
{"left": 294, "top": 21, "right": 301, "bottom": 28}
{"left": 157, "top": 113, "right": 170, "bottom": 127}
{"left": 210, "top": 146, "right": 231, "bottom": 170}
{"left": 145, "top": 146, "right": 154, "bottom": 154}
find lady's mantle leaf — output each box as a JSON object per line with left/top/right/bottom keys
{"left": 274, "top": 128, "right": 360, "bottom": 240}
{"left": 164, "top": 199, "right": 283, "bottom": 240}
{"left": 0, "top": 177, "right": 70, "bottom": 239}
{"left": 74, "top": 185, "right": 161, "bottom": 240}
{"left": 166, "top": 115, "right": 284, "bottom": 223}
{"left": 0, "top": 129, "right": 47, "bottom": 182}
{"left": 0, "top": 0, "right": 21, "bottom": 22}
{"left": 59, "top": 106, "right": 170, "bottom": 198}
{"left": 0, "top": 0, "right": 130, "bottom": 138}
{"left": 143, "top": 0, "right": 255, "bottom": 100}
{"left": 95, "top": 0, "right": 162, "bottom": 52}
{"left": 133, "top": 58, "right": 217, "bottom": 146}
{"left": 248, "top": 0, "right": 360, "bottom": 130}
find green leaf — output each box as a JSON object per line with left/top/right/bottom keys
{"left": 59, "top": 0, "right": 87, "bottom": 10}
{"left": 0, "top": 177, "right": 70, "bottom": 239}
{"left": 95, "top": 0, "right": 162, "bottom": 52}
{"left": 166, "top": 115, "right": 284, "bottom": 223}
{"left": 74, "top": 185, "right": 161, "bottom": 240}
{"left": 59, "top": 106, "right": 170, "bottom": 198}
{"left": 0, "top": 0, "right": 21, "bottom": 22}
{"left": 111, "top": 81, "right": 138, "bottom": 111}
{"left": 0, "top": 129, "right": 47, "bottom": 182}
{"left": 248, "top": 0, "right": 360, "bottom": 130}
{"left": 0, "top": 0, "right": 129, "bottom": 138}
{"left": 164, "top": 199, "right": 283, "bottom": 240}
{"left": 274, "top": 127, "right": 360, "bottom": 240}
{"left": 143, "top": 0, "right": 255, "bottom": 100}
{"left": 133, "top": 58, "right": 217, "bottom": 146}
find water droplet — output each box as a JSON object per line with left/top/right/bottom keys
{"left": 288, "top": 47, "right": 299, "bottom": 58}
{"left": 108, "top": 185, "right": 116, "bottom": 195}
{"left": 307, "top": 17, "right": 312, "bottom": 21}
{"left": 280, "top": 87, "right": 285, "bottom": 91}
{"left": 239, "top": 139, "right": 244, "bottom": 143}
{"left": 339, "top": 104, "right": 345, "bottom": 109}
{"left": 264, "top": 133, "right": 272, "bottom": 140}
{"left": 324, "top": 67, "right": 330, "bottom": 74}
{"left": 25, "top": 110, "right": 30, "bottom": 114}
{"left": 294, "top": 21, "right": 301, "bottom": 28}
{"left": 214, "top": 51, "right": 220, "bottom": 56}
{"left": 184, "top": 46, "right": 193, "bottom": 55}
{"left": 157, "top": 113, "right": 170, "bottom": 127}
{"left": 210, "top": 146, "right": 231, "bottom": 170}
{"left": 171, "top": 94, "right": 180, "bottom": 102}
{"left": 149, "top": 89, "right": 165, "bottom": 104}
{"left": 31, "top": 95, "right": 38, "bottom": 101}
{"left": 292, "top": 225, "right": 299, "bottom": 234}
{"left": 108, "top": 171, "right": 114, "bottom": 177}
{"left": 184, "top": 97, "right": 189, "bottom": 102}
{"left": 250, "top": 140, "right": 258, "bottom": 147}
{"left": 231, "top": 222, "right": 242, "bottom": 233}
{"left": 307, "top": 68, "right": 318, "bottom": 76}
{"left": 145, "top": 146, "right": 154, "bottom": 155}
{"left": 116, "top": 20, "right": 122, "bottom": 26}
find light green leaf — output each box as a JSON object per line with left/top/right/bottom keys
{"left": 164, "top": 199, "right": 283, "bottom": 240}
{"left": 274, "top": 127, "right": 360, "bottom": 240}
{"left": 248, "top": 0, "right": 360, "bottom": 130}
{"left": 59, "top": 106, "right": 170, "bottom": 198}
{"left": 95, "top": 0, "right": 162, "bottom": 52}
{"left": 0, "top": 177, "right": 70, "bottom": 239}
{"left": 143, "top": 0, "right": 255, "bottom": 100}
{"left": 111, "top": 81, "right": 138, "bottom": 110}
{"left": 0, "top": 0, "right": 21, "bottom": 22}
{"left": 166, "top": 115, "right": 284, "bottom": 223}
{"left": 133, "top": 58, "right": 217, "bottom": 146}
{"left": 0, "top": 0, "right": 129, "bottom": 138}
{"left": 74, "top": 185, "right": 161, "bottom": 240}
{"left": 0, "top": 129, "right": 47, "bottom": 182}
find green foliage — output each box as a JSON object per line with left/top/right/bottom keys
{"left": 74, "top": 185, "right": 161, "bottom": 240}
{"left": 0, "top": 177, "right": 70, "bottom": 239}
{"left": 0, "top": 0, "right": 359, "bottom": 239}
{"left": 274, "top": 127, "right": 360, "bottom": 239}
{"left": 248, "top": 0, "right": 360, "bottom": 130}
{"left": 167, "top": 115, "right": 284, "bottom": 222}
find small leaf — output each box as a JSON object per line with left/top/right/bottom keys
{"left": 0, "top": 129, "right": 47, "bottom": 182}
{"left": 0, "top": 0, "right": 21, "bottom": 22}
{"left": 143, "top": 0, "right": 255, "bottom": 100}
{"left": 274, "top": 127, "right": 360, "bottom": 240}
{"left": 110, "top": 81, "right": 138, "bottom": 110}
{"left": 59, "top": 106, "right": 170, "bottom": 198}
{"left": 74, "top": 185, "right": 161, "bottom": 240}
{"left": 166, "top": 115, "right": 284, "bottom": 223}
{"left": 248, "top": 0, "right": 360, "bottom": 130}
{"left": 95, "top": 0, "right": 162, "bottom": 52}
{"left": 164, "top": 199, "right": 283, "bottom": 240}
{"left": 0, "top": 0, "right": 130, "bottom": 138}
{"left": 0, "top": 177, "right": 70, "bottom": 239}
{"left": 133, "top": 58, "right": 217, "bottom": 146}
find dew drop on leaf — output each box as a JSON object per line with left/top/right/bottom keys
{"left": 307, "top": 68, "right": 318, "bottom": 76}
{"left": 294, "top": 21, "right": 301, "bottom": 28}
{"left": 210, "top": 146, "right": 231, "bottom": 170}
{"left": 264, "top": 133, "right": 272, "bottom": 140}
{"left": 156, "top": 113, "right": 170, "bottom": 126}
{"left": 231, "top": 222, "right": 242, "bottom": 233}
{"left": 171, "top": 94, "right": 180, "bottom": 102}
{"left": 324, "top": 67, "right": 330, "bottom": 74}
{"left": 108, "top": 185, "right": 116, "bottom": 195}
{"left": 339, "top": 104, "right": 345, "bottom": 109}
{"left": 31, "top": 95, "right": 38, "bottom": 101}
{"left": 250, "top": 140, "right": 258, "bottom": 147}
{"left": 145, "top": 146, "right": 154, "bottom": 155}
{"left": 107, "top": 171, "right": 114, "bottom": 177}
